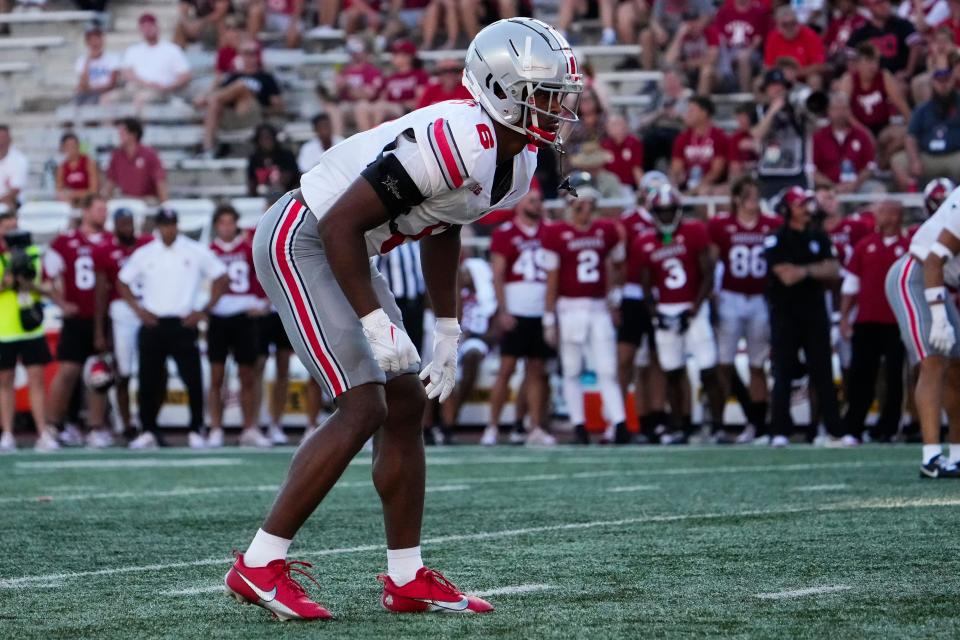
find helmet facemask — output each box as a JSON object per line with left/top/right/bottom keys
{"left": 652, "top": 204, "right": 682, "bottom": 242}
{"left": 514, "top": 80, "right": 582, "bottom": 149}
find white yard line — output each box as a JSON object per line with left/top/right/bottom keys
{"left": 2, "top": 462, "right": 901, "bottom": 506}
{"left": 470, "top": 584, "right": 554, "bottom": 597}
{"left": 163, "top": 585, "right": 225, "bottom": 596}
{"left": 4, "top": 496, "right": 958, "bottom": 590}
{"left": 424, "top": 484, "right": 470, "bottom": 493}
{"left": 756, "top": 585, "right": 851, "bottom": 600}
{"left": 14, "top": 458, "right": 242, "bottom": 470}
{"left": 791, "top": 484, "right": 850, "bottom": 492}
{"left": 607, "top": 485, "right": 660, "bottom": 493}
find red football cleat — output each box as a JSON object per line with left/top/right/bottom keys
{"left": 378, "top": 567, "right": 494, "bottom": 614}
{"left": 224, "top": 552, "right": 333, "bottom": 621}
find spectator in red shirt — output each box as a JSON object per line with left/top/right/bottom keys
{"left": 56, "top": 133, "right": 99, "bottom": 207}
{"left": 837, "top": 42, "right": 911, "bottom": 168}
{"left": 341, "top": 0, "right": 384, "bottom": 36}
{"left": 839, "top": 199, "right": 907, "bottom": 442}
{"left": 702, "top": 0, "right": 770, "bottom": 93}
{"left": 416, "top": 58, "right": 472, "bottom": 109}
{"left": 323, "top": 36, "right": 382, "bottom": 136}
{"left": 812, "top": 92, "right": 877, "bottom": 193}
{"left": 104, "top": 118, "right": 169, "bottom": 204}
{"left": 214, "top": 16, "right": 243, "bottom": 83}
{"left": 372, "top": 40, "right": 429, "bottom": 124}
{"left": 600, "top": 113, "right": 644, "bottom": 190}
{"left": 764, "top": 6, "right": 827, "bottom": 88}
{"left": 246, "top": 0, "right": 304, "bottom": 48}
{"left": 728, "top": 103, "right": 759, "bottom": 179}
{"left": 669, "top": 95, "right": 729, "bottom": 195}
{"left": 824, "top": 0, "right": 867, "bottom": 65}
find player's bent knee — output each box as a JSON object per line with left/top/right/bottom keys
{"left": 338, "top": 384, "right": 389, "bottom": 430}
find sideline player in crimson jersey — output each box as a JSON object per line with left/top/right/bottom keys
{"left": 42, "top": 195, "right": 113, "bottom": 448}
{"left": 207, "top": 205, "right": 272, "bottom": 450}
{"left": 542, "top": 184, "right": 628, "bottom": 444}
{"left": 633, "top": 184, "right": 726, "bottom": 442}
{"left": 227, "top": 18, "right": 583, "bottom": 619}
{"left": 485, "top": 188, "right": 555, "bottom": 447}
{"left": 617, "top": 171, "right": 670, "bottom": 442}
{"left": 708, "top": 176, "right": 782, "bottom": 443}
{"left": 93, "top": 208, "right": 152, "bottom": 439}
{"left": 839, "top": 200, "right": 908, "bottom": 445}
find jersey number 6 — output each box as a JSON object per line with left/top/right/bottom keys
{"left": 476, "top": 124, "right": 494, "bottom": 150}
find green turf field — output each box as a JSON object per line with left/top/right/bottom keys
{"left": 2, "top": 444, "right": 959, "bottom": 639}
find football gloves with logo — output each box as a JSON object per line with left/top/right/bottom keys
{"left": 420, "top": 318, "right": 461, "bottom": 402}
{"left": 360, "top": 308, "right": 421, "bottom": 373}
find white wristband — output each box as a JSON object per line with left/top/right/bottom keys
{"left": 435, "top": 317, "right": 461, "bottom": 336}
{"left": 360, "top": 308, "right": 390, "bottom": 331}
{"left": 925, "top": 286, "right": 948, "bottom": 304}
{"left": 932, "top": 241, "right": 955, "bottom": 260}
{"left": 542, "top": 312, "right": 556, "bottom": 327}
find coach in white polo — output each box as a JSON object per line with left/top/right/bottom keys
{"left": 118, "top": 208, "right": 227, "bottom": 449}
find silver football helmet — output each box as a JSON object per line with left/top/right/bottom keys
{"left": 463, "top": 18, "right": 584, "bottom": 150}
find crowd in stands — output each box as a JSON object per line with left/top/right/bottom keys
{"left": 1, "top": 0, "right": 959, "bottom": 449}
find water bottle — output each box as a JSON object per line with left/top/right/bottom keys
{"left": 840, "top": 159, "right": 855, "bottom": 184}
{"left": 688, "top": 165, "right": 703, "bottom": 190}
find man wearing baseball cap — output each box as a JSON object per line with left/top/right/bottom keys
{"left": 763, "top": 187, "right": 842, "bottom": 446}
{"left": 122, "top": 13, "right": 192, "bottom": 109}
{"left": 117, "top": 208, "right": 228, "bottom": 449}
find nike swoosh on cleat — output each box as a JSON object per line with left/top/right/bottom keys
{"left": 235, "top": 570, "right": 278, "bottom": 603}
{"left": 414, "top": 596, "right": 470, "bottom": 611}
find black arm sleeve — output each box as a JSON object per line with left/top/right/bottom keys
{"left": 360, "top": 147, "right": 427, "bottom": 218}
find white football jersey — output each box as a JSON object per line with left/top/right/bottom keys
{"left": 911, "top": 185, "right": 960, "bottom": 287}
{"left": 300, "top": 100, "right": 538, "bottom": 256}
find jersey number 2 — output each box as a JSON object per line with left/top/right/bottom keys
{"left": 577, "top": 250, "right": 600, "bottom": 283}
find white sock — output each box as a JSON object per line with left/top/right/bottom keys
{"left": 949, "top": 444, "right": 960, "bottom": 466}
{"left": 387, "top": 546, "right": 423, "bottom": 586}
{"left": 923, "top": 444, "right": 943, "bottom": 465}
{"left": 244, "top": 528, "right": 292, "bottom": 568}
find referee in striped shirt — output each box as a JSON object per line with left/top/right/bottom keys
{"left": 375, "top": 242, "right": 426, "bottom": 354}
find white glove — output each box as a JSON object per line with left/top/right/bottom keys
{"left": 419, "top": 317, "right": 460, "bottom": 402}
{"left": 929, "top": 303, "right": 956, "bottom": 354}
{"left": 360, "top": 308, "right": 420, "bottom": 373}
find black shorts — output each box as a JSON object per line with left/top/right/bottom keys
{"left": 57, "top": 317, "right": 96, "bottom": 364}
{"left": 0, "top": 336, "right": 52, "bottom": 370}
{"left": 257, "top": 312, "right": 291, "bottom": 356}
{"left": 617, "top": 298, "right": 654, "bottom": 346}
{"left": 500, "top": 315, "right": 554, "bottom": 359}
{"left": 208, "top": 313, "right": 259, "bottom": 365}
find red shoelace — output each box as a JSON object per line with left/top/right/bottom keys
{"left": 421, "top": 568, "right": 461, "bottom": 596}
{"left": 278, "top": 560, "right": 322, "bottom": 596}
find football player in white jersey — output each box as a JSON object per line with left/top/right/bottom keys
{"left": 886, "top": 184, "right": 960, "bottom": 478}
{"left": 223, "top": 18, "right": 583, "bottom": 620}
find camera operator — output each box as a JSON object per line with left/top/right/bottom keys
{"left": 0, "top": 215, "right": 57, "bottom": 452}
{"left": 752, "top": 68, "right": 810, "bottom": 199}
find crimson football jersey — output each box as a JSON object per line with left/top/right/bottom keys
{"left": 210, "top": 236, "right": 259, "bottom": 316}
{"left": 631, "top": 220, "right": 710, "bottom": 306}
{"left": 93, "top": 235, "right": 154, "bottom": 302}
{"left": 543, "top": 219, "right": 622, "bottom": 299}
{"left": 826, "top": 216, "right": 873, "bottom": 267}
{"left": 708, "top": 212, "right": 782, "bottom": 295}
{"left": 44, "top": 229, "right": 114, "bottom": 318}
{"left": 489, "top": 218, "right": 549, "bottom": 317}
{"left": 620, "top": 208, "right": 657, "bottom": 288}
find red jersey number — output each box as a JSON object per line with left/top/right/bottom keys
{"left": 476, "top": 124, "right": 494, "bottom": 149}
